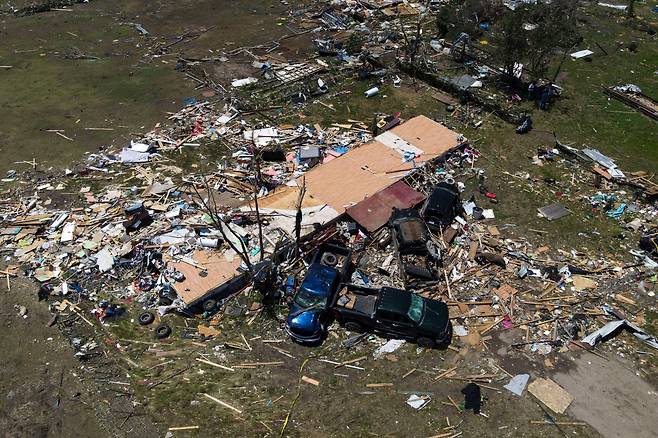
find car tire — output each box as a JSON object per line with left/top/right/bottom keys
{"left": 417, "top": 337, "right": 435, "bottom": 349}
{"left": 320, "top": 252, "right": 338, "bottom": 267}
{"left": 202, "top": 299, "right": 217, "bottom": 313}
{"left": 155, "top": 323, "right": 172, "bottom": 339}
{"left": 138, "top": 311, "right": 155, "bottom": 326}
{"left": 345, "top": 322, "right": 361, "bottom": 332}
{"left": 437, "top": 322, "right": 453, "bottom": 348}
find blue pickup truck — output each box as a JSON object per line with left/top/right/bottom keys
{"left": 285, "top": 244, "right": 351, "bottom": 345}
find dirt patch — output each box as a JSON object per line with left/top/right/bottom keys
{"left": 552, "top": 352, "right": 658, "bottom": 438}
{"left": 0, "top": 279, "right": 104, "bottom": 438}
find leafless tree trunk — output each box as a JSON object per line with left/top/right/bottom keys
{"left": 294, "top": 176, "right": 306, "bottom": 258}
{"left": 399, "top": 1, "right": 431, "bottom": 83}
{"left": 627, "top": 0, "right": 636, "bottom": 17}
{"left": 250, "top": 143, "right": 265, "bottom": 261}
{"left": 190, "top": 176, "right": 254, "bottom": 275}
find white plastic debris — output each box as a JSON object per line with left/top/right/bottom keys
{"left": 49, "top": 213, "right": 69, "bottom": 230}
{"left": 244, "top": 127, "right": 278, "bottom": 147}
{"left": 504, "top": 374, "right": 530, "bottom": 396}
{"left": 165, "top": 207, "right": 181, "bottom": 219}
{"left": 462, "top": 201, "right": 476, "bottom": 216}
{"left": 570, "top": 49, "right": 594, "bottom": 59}
{"left": 597, "top": 2, "right": 627, "bottom": 11}
{"left": 152, "top": 228, "right": 195, "bottom": 245}
{"left": 406, "top": 394, "right": 431, "bottom": 410}
{"left": 231, "top": 77, "right": 258, "bottom": 87}
{"left": 482, "top": 209, "right": 495, "bottom": 219}
{"left": 60, "top": 221, "right": 76, "bottom": 243}
{"left": 373, "top": 339, "right": 405, "bottom": 359}
{"left": 95, "top": 248, "right": 114, "bottom": 273}
{"left": 364, "top": 87, "right": 379, "bottom": 98}
{"left": 199, "top": 237, "right": 220, "bottom": 248}
{"left": 130, "top": 140, "right": 151, "bottom": 152}
{"left": 120, "top": 148, "right": 150, "bottom": 164}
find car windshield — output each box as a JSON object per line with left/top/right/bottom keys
{"left": 294, "top": 288, "right": 328, "bottom": 309}
{"left": 407, "top": 294, "right": 424, "bottom": 323}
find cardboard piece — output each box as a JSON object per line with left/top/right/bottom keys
{"left": 198, "top": 325, "right": 221, "bottom": 337}
{"left": 572, "top": 275, "right": 598, "bottom": 291}
{"left": 494, "top": 284, "right": 518, "bottom": 300}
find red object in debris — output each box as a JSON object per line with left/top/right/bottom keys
{"left": 191, "top": 117, "right": 204, "bottom": 136}
{"left": 485, "top": 192, "right": 497, "bottom": 199}
{"left": 555, "top": 191, "right": 563, "bottom": 197}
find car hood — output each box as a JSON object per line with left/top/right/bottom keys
{"left": 286, "top": 305, "right": 323, "bottom": 335}
{"left": 419, "top": 300, "right": 449, "bottom": 335}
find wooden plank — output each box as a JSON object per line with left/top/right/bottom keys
{"left": 195, "top": 358, "right": 234, "bottom": 372}
{"left": 302, "top": 376, "right": 320, "bottom": 386}
{"left": 201, "top": 393, "right": 243, "bottom": 414}
{"left": 528, "top": 378, "right": 573, "bottom": 414}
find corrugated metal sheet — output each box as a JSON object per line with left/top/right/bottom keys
{"left": 346, "top": 181, "right": 426, "bottom": 231}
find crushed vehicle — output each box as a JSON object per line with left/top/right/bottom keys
{"left": 331, "top": 284, "right": 452, "bottom": 349}
{"left": 285, "top": 243, "right": 352, "bottom": 345}
{"left": 389, "top": 208, "right": 441, "bottom": 284}
{"left": 389, "top": 208, "right": 431, "bottom": 255}
{"left": 420, "top": 182, "right": 462, "bottom": 231}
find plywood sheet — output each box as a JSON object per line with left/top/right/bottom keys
{"left": 389, "top": 115, "right": 462, "bottom": 159}
{"left": 258, "top": 184, "right": 325, "bottom": 210}
{"left": 171, "top": 251, "right": 241, "bottom": 305}
{"left": 295, "top": 116, "right": 461, "bottom": 216}
{"left": 528, "top": 378, "right": 573, "bottom": 414}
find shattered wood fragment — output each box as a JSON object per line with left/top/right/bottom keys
{"left": 301, "top": 376, "right": 320, "bottom": 386}
{"left": 201, "top": 393, "right": 243, "bottom": 414}
{"left": 195, "top": 358, "right": 234, "bottom": 372}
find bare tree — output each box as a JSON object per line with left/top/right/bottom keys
{"left": 293, "top": 176, "right": 306, "bottom": 258}
{"left": 248, "top": 142, "right": 265, "bottom": 261}
{"left": 399, "top": 0, "right": 431, "bottom": 79}
{"left": 190, "top": 176, "right": 254, "bottom": 275}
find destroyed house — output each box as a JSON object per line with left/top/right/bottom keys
{"left": 176, "top": 115, "right": 465, "bottom": 309}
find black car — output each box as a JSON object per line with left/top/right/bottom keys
{"left": 420, "top": 182, "right": 461, "bottom": 231}
{"left": 331, "top": 284, "right": 452, "bottom": 349}
{"left": 389, "top": 208, "right": 430, "bottom": 255}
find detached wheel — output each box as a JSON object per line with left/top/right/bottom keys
{"left": 417, "top": 337, "right": 435, "bottom": 349}
{"left": 202, "top": 299, "right": 217, "bottom": 313}
{"left": 320, "top": 252, "right": 338, "bottom": 267}
{"left": 345, "top": 322, "right": 361, "bottom": 332}
{"left": 155, "top": 323, "right": 172, "bottom": 339}
{"left": 138, "top": 311, "right": 155, "bottom": 326}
